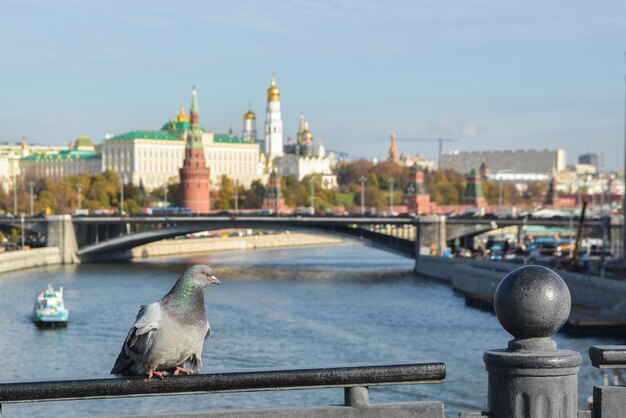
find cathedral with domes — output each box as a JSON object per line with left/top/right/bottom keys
{"left": 276, "top": 112, "right": 337, "bottom": 189}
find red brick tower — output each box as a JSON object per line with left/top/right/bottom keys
{"left": 461, "top": 169, "right": 487, "bottom": 207}
{"left": 179, "top": 86, "right": 211, "bottom": 213}
{"left": 262, "top": 169, "right": 287, "bottom": 214}
{"left": 402, "top": 164, "right": 432, "bottom": 214}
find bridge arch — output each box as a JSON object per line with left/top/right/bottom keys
{"left": 76, "top": 218, "right": 417, "bottom": 261}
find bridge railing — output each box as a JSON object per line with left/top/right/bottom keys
{"left": 0, "top": 362, "right": 446, "bottom": 418}
{"left": 589, "top": 346, "right": 626, "bottom": 417}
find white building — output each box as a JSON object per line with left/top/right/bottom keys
{"left": 275, "top": 114, "right": 337, "bottom": 190}
{"left": 0, "top": 141, "right": 66, "bottom": 192}
{"left": 441, "top": 148, "right": 567, "bottom": 176}
{"left": 21, "top": 136, "right": 101, "bottom": 179}
{"left": 264, "top": 74, "right": 284, "bottom": 159}
{"left": 19, "top": 136, "right": 102, "bottom": 185}
{"left": 102, "top": 94, "right": 267, "bottom": 191}
{"left": 102, "top": 129, "right": 184, "bottom": 190}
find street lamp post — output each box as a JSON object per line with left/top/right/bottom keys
{"left": 276, "top": 175, "right": 280, "bottom": 218}
{"left": 234, "top": 179, "right": 239, "bottom": 214}
{"left": 120, "top": 177, "right": 125, "bottom": 216}
{"left": 310, "top": 177, "right": 315, "bottom": 215}
{"left": 498, "top": 182, "right": 503, "bottom": 208}
{"left": 77, "top": 184, "right": 82, "bottom": 212}
{"left": 20, "top": 215, "right": 24, "bottom": 250}
{"left": 388, "top": 178, "right": 395, "bottom": 214}
{"left": 28, "top": 181, "right": 35, "bottom": 216}
{"left": 359, "top": 176, "right": 367, "bottom": 216}
{"left": 12, "top": 169, "right": 17, "bottom": 216}
{"left": 623, "top": 55, "right": 626, "bottom": 264}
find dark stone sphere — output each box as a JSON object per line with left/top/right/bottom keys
{"left": 494, "top": 265, "right": 571, "bottom": 339}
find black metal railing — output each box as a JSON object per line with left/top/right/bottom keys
{"left": 0, "top": 362, "right": 444, "bottom": 406}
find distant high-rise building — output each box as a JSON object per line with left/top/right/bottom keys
{"left": 441, "top": 149, "right": 567, "bottom": 179}
{"left": 578, "top": 153, "right": 599, "bottom": 169}
{"left": 179, "top": 87, "right": 211, "bottom": 213}
{"left": 264, "top": 74, "right": 284, "bottom": 159}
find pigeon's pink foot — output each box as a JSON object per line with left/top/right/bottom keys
{"left": 145, "top": 370, "right": 170, "bottom": 380}
{"left": 173, "top": 366, "right": 195, "bottom": 375}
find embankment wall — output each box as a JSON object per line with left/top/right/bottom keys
{"left": 415, "top": 255, "right": 626, "bottom": 320}
{"left": 131, "top": 233, "right": 344, "bottom": 259}
{"left": 0, "top": 247, "right": 62, "bottom": 275}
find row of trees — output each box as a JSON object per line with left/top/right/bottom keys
{"left": 337, "top": 160, "right": 548, "bottom": 208}
{"left": 0, "top": 163, "right": 550, "bottom": 215}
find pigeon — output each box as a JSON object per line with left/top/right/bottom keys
{"left": 111, "top": 264, "right": 220, "bottom": 379}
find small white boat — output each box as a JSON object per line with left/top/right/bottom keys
{"left": 33, "top": 284, "right": 69, "bottom": 327}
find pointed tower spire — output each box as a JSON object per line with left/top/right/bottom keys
{"left": 190, "top": 85, "right": 200, "bottom": 127}
{"left": 297, "top": 112, "right": 306, "bottom": 141}
{"left": 179, "top": 85, "right": 210, "bottom": 213}
{"left": 388, "top": 131, "right": 399, "bottom": 163}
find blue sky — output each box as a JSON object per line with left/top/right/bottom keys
{"left": 1, "top": 0, "right": 626, "bottom": 169}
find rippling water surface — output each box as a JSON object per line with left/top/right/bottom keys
{"left": 0, "top": 242, "right": 619, "bottom": 417}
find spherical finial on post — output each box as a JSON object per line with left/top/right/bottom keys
{"left": 482, "top": 266, "right": 581, "bottom": 418}
{"left": 494, "top": 265, "right": 571, "bottom": 351}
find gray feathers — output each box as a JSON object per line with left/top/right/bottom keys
{"left": 111, "top": 264, "right": 219, "bottom": 376}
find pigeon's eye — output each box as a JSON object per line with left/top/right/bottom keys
{"left": 200, "top": 271, "right": 207, "bottom": 276}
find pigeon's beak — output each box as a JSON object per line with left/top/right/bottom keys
{"left": 210, "top": 275, "right": 221, "bottom": 285}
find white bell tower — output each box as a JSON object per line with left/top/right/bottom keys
{"left": 264, "top": 73, "right": 284, "bottom": 158}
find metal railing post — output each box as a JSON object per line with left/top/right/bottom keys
{"left": 464, "top": 265, "right": 581, "bottom": 417}
{"left": 344, "top": 386, "right": 369, "bottom": 407}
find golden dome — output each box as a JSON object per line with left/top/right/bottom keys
{"left": 267, "top": 74, "right": 280, "bottom": 101}
{"left": 175, "top": 105, "right": 189, "bottom": 122}
{"left": 244, "top": 110, "right": 256, "bottom": 120}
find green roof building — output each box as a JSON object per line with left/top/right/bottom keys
{"left": 21, "top": 136, "right": 102, "bottom": 178}
{"left": 101, "top": 87, "right": 265, "bottom": 191}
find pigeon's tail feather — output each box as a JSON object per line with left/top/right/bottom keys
{"left": 111, "top": 327, "right": 138, "bottom": 375}
{"left": 186, "top": 354, "right": 202, "bottom": 371}
{"left": 110, "top": 349, "right": 134, "bottom": 375}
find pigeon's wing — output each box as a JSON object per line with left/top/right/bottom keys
{"left": 110, "top": 303, "right": 162, "bottom": 375}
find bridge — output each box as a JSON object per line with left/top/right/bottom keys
{"left": 0, "top": 214, "right": 616, "bottom": 263}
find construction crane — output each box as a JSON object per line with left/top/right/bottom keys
{"left": 379, "top": 136, "right": 459, "bottom": 170}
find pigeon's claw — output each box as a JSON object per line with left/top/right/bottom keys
{"left": 145, "top": 370, "right": 170, "bottom": 380}
{"left": 173, "top": 366, "right": 196, "bottom": 375}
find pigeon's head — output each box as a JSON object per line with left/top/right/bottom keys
{"left": 186, "top": 264, "right": 220, "bottom": 288}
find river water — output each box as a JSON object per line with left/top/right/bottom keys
{"left": 0, "top": 241, "right": 620, "bottom": 417}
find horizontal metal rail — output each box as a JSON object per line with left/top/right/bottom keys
{"left": 71, "top": 216, "right": 418, "bottom": 225}
{"left": 589, "top": 345, "right": 626, "bottom": 369}
{"left": 0, "top": 362, "right": 445, "bottom": 404}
